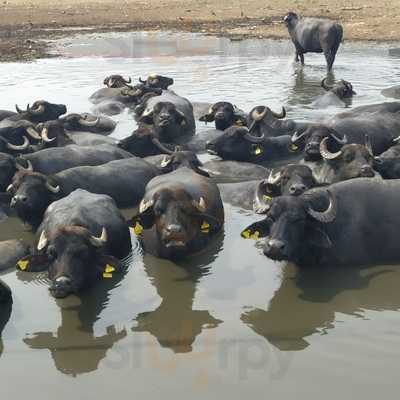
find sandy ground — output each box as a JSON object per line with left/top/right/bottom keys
{"left": 0, "top": 0, "right": 399, "bottom": 61}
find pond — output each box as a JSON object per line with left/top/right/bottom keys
{"left": 1, "top": 31, "right": 400, "bottom": 399}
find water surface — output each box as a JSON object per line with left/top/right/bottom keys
{"left": 1, "top": 32, "right": 400, "bottom": 399}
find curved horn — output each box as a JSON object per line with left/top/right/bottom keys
{"left": 15, "top": 104, "right": 28, "bottom": 114}
{"left": 330, "top": 129, "right": 347, "bottom": 145}
{"left": 251, "top": 106, "right": 268, "bottom": 122}
{"left": 193, "top": 196, "right": 207, "bottom": 213}
{"left": 270, "top": 106, "right": 286, "bottom": 119}
{"left": 320, "top": 136, "right": 342, "bottom": 160}
{"left": 307, "top": 191, "right": 337, "bottom": 223}
{"left": 28, "top": 104, "right": 45, "bottom": 115}
{"left": 243, "top": 128, "right": 265, "bottom": 144}
{"left": 393, "top": 136, "right": 400, "bottom": 144}
{"left": 45, "top": 180, "right": 60, "bottom": 194}
{"left": 139, "top": 198, "right": 154, "bottom": 214}
{"left": 160, "top": 156, "right": 172, "bottom": 168}
{"left": 6, "top": 136, "right": 29, "bottom": 151}
{"left": 6, "top": 184, "right": 13, "bottom": 193}
{"left": 151, "top": 138, "right": 174, "bottom": 155}
{"left": 123, "top": 77, "right": 132, "bottom": 84}
{"left": 89, "top": 227, "right": 108, "bottom": 247}
{"left": 291, "top": 130, "right": 308, "bottom": 143}
{"left": 41, "top": 127, "right": 56, "bottom": 143}
{"left": 321, "top": 78, "right": 334, "bottom": 91}
{"left": 37, "top": 230, "right": 48, "bottom": 251}
{"left": 267, "top": 170, "right": 281, "bottom": 185}
{"left": 26, "top": 126, "right": 42, "bottom": 141}
{"left": 16, "top": 159, "right": 33, "bottom": 172}
{"left": 79, "top": 116, "right": 99, "bottom": 127}
{"left": 365, "top": 134, "right": 374, "bottom": 157}
{"left": 139, "top": 77, "right": 146, "bottom": 84}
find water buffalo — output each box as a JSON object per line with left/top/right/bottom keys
{"left": 138, "top": 74, "right": 174, "bottom": 90}
{"left": 157, "top": 150, "right": 210, "bottom": 177}
{"left": 16, "top": 144, "right": 132, "bottom": 175}
{"left": 291, "top": 114, "right": 399, "bottom": 162}
{"left": 199, "top": 102, "right": 247, "bottom": 131}
{"left": 104, "top": 75, "right": 132, "bottom": 88}
{"left": 206, "top": 126, "right": 303, "bottom": 166}
{"left": 309, "top": 138, "right": 376, "bottom": 184}
{"left": 0, "top": 153, "right": 24, "bottom": 192}
{"left": 16, "top": 189, "right": 132, "bottom": 298}
{"left": 136, "top": 90, "right": 195, "bottom": 142}
{"left": 2, "top": 101, "right": 67, "bottom": 125}
{"left": 373, "top": 138, "right": 400, "bottom": 179}
{"left": 9, "top": 158, "right": 158, "bottom": 228}
{"left": 60, "top": 113, "right": 116, "bottom": 135}
{"left": 242, "top": 178, "right": 400, "bottom": 267}
{"left": 253, "top": 164, "right": 317, "bottom": 214}
{"left": 283, "top": 12, "right": 343, "bottom": 71}
{"left": 89, "top": 75, "right": 133, "bottom": 105}
{"left": 129, "top": 167, "right": 224, "bottom": 259}
{"left": 312, "top": 78, "right": 356, "bottom": 108}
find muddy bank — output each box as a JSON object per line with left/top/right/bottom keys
{"left": 0, "top": 0, "right": 399, "bottom": 62}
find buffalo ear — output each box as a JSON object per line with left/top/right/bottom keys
{"left": 307, "top": 226, "right": 332, "bottom": 248}
{"left": 127, "top": 213, "right": 154, "bottom": 235}
{"left": 97, "top": 255, "right": 123, "bottom": 279}
{"left": 16, "top": 254, "right": 50, "bottom": 272}
{"left": 241, "top": 219, "right": 270, "bottom": 240}
{"left": 197, "top": 214, "right": 222, "bottom": 235}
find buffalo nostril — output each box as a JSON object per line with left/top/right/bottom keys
{"left": 11, "top": 195, "right": 27, "bottom": 206}
{"left": 166, "top": 224, "right": 182, "bottom": 234}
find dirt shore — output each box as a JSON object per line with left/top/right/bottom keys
{"left": 0, "top": 0, "right": 399, "bottom": 62}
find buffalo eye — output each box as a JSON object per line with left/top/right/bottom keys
{"left": 47, "top": 245, "right": 57, "bottom": 261}
{"left": 343, "top": 152, "right": 354, "bottom": 163}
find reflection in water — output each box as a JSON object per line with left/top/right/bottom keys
{"left": 133, "top": 254, "right": 223, "bottom": 353}
{"left": 23, "top": 273, "right": 127, "bottom": 376}
{"left": 242, "top": 264, "right": 399, "bottom": 351}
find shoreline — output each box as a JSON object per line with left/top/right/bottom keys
{"left": 1, "top": 0, "right": 399, "bottom": 62}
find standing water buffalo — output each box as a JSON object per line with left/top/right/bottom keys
{"left": 129, "top": 167, "right": 224, "bottom": 259}
{"left": 242, "top": 178, "right": 400, "bottom": 267}
{"left": 16, "top": 189, "right": 132, "bottom": 298}
{"left": 284, "top": 12, "right": 343, "bottom": 71}
{"left": 9, "top": 158, "right": 159, "bottom": 228}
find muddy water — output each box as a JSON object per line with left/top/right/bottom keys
{"left": 1, "top": 32, "right": 400, "bottom": 398}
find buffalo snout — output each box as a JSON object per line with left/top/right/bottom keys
{"left": 289, "top": 183, "right": 307, "bottom": 195}
{"left": 264, "top": 239, "right": 286, "bottom": 260}
{"left": 50, "top": 276, "right": 73, "bottom": 298}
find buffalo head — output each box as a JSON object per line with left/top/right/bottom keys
{"left": 103, "top": 75, "right": 132, "bottom": 88}
{"left": 139, "top": 102, "right": 187, "bottom": 141}
{"left": 15, "top": 100, "right": 67, "bottom": 123}
{"left": 9, "top": 170, "right": 61, "bottom": 228}
{"left": 159, "top": 150, "right": 210, "bottom": 177}
{"left": 283, "top": 12, "right": 299, "bottom": 28}
{"left": 291, "top": 124, "right": 347, "bottom": 162}
{"left": 199, "top": 102, "right": 246, "bottom": 131}
{"left": 254, "top": 164, "right": 317, "bottom": 214}
{"left": 59, "top": 113, "right": 100, "bottom": 132}
{"left": 139, "top": 74, "right": 174, "bottom": 90}
{"left": 242, "top": 190, "right": 336, "bottom": 262}
{"left": 17, "top": 226, "right": 118, "bottom": 298}
{"left": 321, "top": 78, "right": 356, "bottom": 99}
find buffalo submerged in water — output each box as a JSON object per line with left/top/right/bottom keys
{"left": 241, "top": 179, "right": 400, "bottom": 267}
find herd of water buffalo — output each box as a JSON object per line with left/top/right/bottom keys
{"left": 1, "top": 13, "right": 400, "bottom": 302}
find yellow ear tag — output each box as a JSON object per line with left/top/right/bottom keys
{"left": 242, "top": 230, "right": 251, "bottom": 239}
{"left": 17, "top": 260, "right": 29, "bottom": 271}
{"left": 254, "top": 146, "right": 263, "bottom": 156}
{"left": 105, "top": 264, "right": 115, "bottom": 273}
{"left": 263, "top": 195, "right": 272, "bottom": 201}
{"left": 133, "top": 221, "right": 143, "bottom": 235}
{"left": 201, "top": 221, "right": 210, "bottom": 233}
{"left": 290, "top": 143, "right": 299, "bottom": 152}
{"left": 103, "top": 272, "right": 113, "bottom": 279}
{"left": 250, "top": 231, "right": 260, "bottom": 240}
